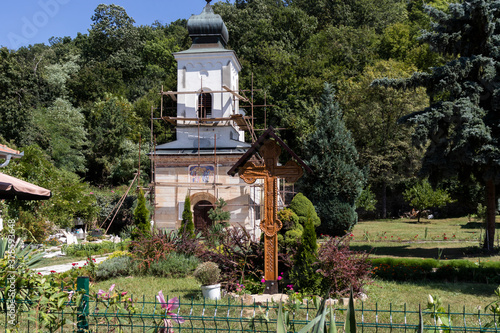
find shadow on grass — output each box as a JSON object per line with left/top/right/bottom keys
{"left": 461, "top": 222, "right": 500, "bottom": 229}
{"left": 351, "top": 244, "right": 497, "bottom": 259}
{"left": 373, "top": 280, "right": 499, "bottom": 298}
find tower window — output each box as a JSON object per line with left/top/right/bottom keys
{"left": 198, "top": 93, "right": 212, "bottom": 118}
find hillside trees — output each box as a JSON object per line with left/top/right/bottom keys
{"left": 373, "top": 0, "right": 500, "bottom": 249}
{"left": 340, "top": 60, "right": 428, "bottom": 218}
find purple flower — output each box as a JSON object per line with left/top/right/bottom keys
{"left": 261, "top": 278, "right": 266, "bottom": 283}
{"left": 157, "top": 291, "right": 185, "bottom": 324}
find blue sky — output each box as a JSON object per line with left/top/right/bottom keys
{"left": 0, "top": 0, "right": 227, "bottom": 50}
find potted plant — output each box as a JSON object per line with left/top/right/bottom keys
{"left": 193, "top": 261, "right": 221, "bottom": 300}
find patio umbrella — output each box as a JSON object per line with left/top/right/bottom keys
{"left": 0, "top": 172, "right": 51, "bottom": 200}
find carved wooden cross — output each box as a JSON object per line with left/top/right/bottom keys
{"left": 238, "top": 139, "right": 303, "bottom": 293}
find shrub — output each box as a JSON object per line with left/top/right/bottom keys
{"left": 146, "top": 253, "right": 200, "bottom": 278}
{"left": 132, "top": 188, "right": 150, "bottom": 239}
{"left": 128, "top": 233, "right": 176, "bottom": 270}
{"left": 200, "top": 226, "right": 274, "bottom": 291}
{"left": 96, "top": 255, "right": 132, "bottom": 280}
{"left": 62, "top": 241, "right": 127, "bottom": 257}
{"left": 316, "top": 235, "right": 372, "bottom": 297}
{"left": 290, "top": 218, "right": 322, "bottom": 295}
{"left": 277, "top": 208, "right": 302, "bottom": 247}
{"left": 289, "top": 193, "right": 321, "bottom": 228}
{"left": 193, "top": 261, "right": 221, "bottom": 285}
{"left": 180, "top": 196, "right": 194, "bottom": 238}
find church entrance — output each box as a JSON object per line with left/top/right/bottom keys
{"left": 194, "top": 200, "right": 214, "bottom": 230}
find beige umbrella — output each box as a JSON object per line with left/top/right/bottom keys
{"left": 0, "top": 173, "right": 51, "bottom": 200}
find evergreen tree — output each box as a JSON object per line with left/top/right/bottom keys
{"left": 289, "top": 193, "right": 320, "bottom": 228}
{"left": 300, "top": 83, "right": 366, "bottom": 236}
{"left": 290, "top": 218, "right": 322, "bottom": 295}
{"left": 208, "top": 198, "right": 231, "bottom": 226}
{"left": 133, "top": 188, "right": 150, "bottom": 237}
{"left": 181, "top": 196, "right": 195, "bottom": 237}
{"left": 373, "top": 0, "right": 500, "bottom": 250}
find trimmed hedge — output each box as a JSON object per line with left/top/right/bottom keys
{"left": 371, "top": 258, "right": 500, "bottom": 284}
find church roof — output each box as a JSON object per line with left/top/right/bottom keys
{"left": 186, "top": 2, "right": 229, "bottom": 48}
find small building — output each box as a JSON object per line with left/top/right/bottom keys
{"left": 152, "top": 2, "right": 262, "bottom": 239}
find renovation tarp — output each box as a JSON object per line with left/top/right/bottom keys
{"left": 0, "top": 173, "right": 51, "bottom": 200}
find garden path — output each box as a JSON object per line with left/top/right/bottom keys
{"left": 34, "top": 256, "right": 108, "bottom": 275}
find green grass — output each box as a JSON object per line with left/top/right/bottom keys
{"left": 90, "top": 276, "right": 499, "bottom": 314}
{"left": 349, "top": 216, "right": 500, "bottom": 261}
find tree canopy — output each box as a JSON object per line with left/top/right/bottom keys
{"left": 373, "top": 0, "right": 500, "bottom": 249}
{"left": 0, "top": 0, "right": 487, "bottom": 235}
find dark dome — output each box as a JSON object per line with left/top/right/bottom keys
{"left": 187, "top": 4, "right": 229, "bottom": 47}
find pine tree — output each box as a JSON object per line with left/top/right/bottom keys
{"left": 300, "top": 83, "right": 366, "bottom": 236}
{"left": 373, "top": 0, "right": 500, "bottom": 250}
{"left": 181, "top": 196, "right": 195, "bottom": 237}
{"left": 133, "top": 188, "right": 150, "bottom": 238}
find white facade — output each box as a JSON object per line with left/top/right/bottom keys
{"left": 153, "top": 3, "right": 261, "bottom": 239}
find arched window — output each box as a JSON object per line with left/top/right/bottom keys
{"left": 198, "top": 93, "right": 212, "bottom": 118}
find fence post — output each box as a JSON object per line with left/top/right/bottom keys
{"left": 77, "top": 276, "right": 89, "bottom": 332}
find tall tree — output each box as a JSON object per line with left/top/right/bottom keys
{"left": 373, "top": 0, "right": 500, "bottom": 250}
{"left": 34, "top": 98, "right": 88, "bottom": 173}
{"left": 300, "top": 83, "right": 366, "bottom": 236}
{"left": 340, "top": 60, "right": 427, "bottom": 218}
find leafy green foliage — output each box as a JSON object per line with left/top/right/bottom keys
{"left": 208, "top": 198, "right": 231, "bottom": 225}
{"left": 403, "top": 179, "right": 454, "bottom": 222}
{"left": 289, "top": 193, "right": 320, "bottom": 228}
{"left": 300, "top": 84, "right": 366, "bottom": 236}
{"left": 290, "top": 218, "right": 322, "bottom": 295}
{"left": 181, "top": 196, "right": 195, "bottom": 237}
{"left": 3, "top": 145, "right": 98, "bottom": 231}
{"left": 372, "top": 0, "right": 500, "bottom": 249}
{"left": 277, "top": 208, "right": 302, "bottom": 247}
{"left": 133, "top": 188, "right": 150, "bottom": 237}
{"left": 61, "top": 241, "right": 127, "bottom": 257}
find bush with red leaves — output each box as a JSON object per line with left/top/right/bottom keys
{"left": 316, "top": 235, "right": 372, "bottom": 298}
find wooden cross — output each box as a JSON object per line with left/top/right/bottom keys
{"left": 238, "top": 139, "right": 303, "bottom": 294}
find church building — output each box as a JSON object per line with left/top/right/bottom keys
{"left": 152, "top": 1, "right": 262, "bottom": 239}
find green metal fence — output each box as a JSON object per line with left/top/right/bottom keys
{"left": 2, "top": 285, "right": 500, "bottom": 332}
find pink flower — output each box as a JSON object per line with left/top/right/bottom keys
{"left": 261, "top": 278, "right": 265, "bottom": 283}
{"left": 97, "top": 284, "right": 115, "bottom": 300}
{"left": 90, "top": 192, "right": 94, "bottom": 195}
{"left": 121, "top": 292, "right": 127, "bottom": 296}
{"left": 157, "top": 291, "right": 185, "bottom": 324}
{"left": 277, "top": 276, "right": 282, "bottom": 281}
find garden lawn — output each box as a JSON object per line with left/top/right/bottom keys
{"left": 90, "top": 276, "right": 499, "bottom": 314}
{"left": 349, "top": 217, "right": 500, "bottom": 261}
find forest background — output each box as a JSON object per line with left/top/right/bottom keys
{"left": 0, "top": 0, "right": 479, "bottom": 239}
